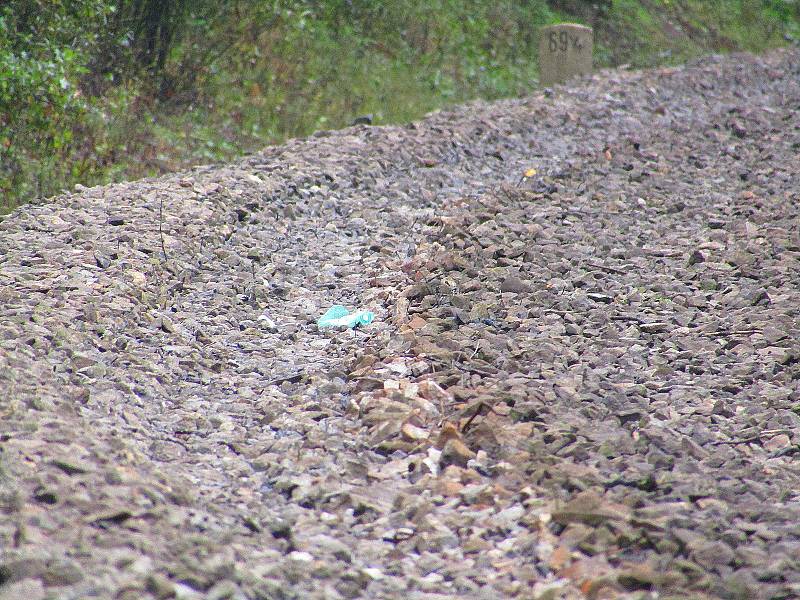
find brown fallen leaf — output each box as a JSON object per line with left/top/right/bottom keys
{"left": 549, "top": 544, "right": 572, "bottom": 571}
{"left": 407, "top": 316, "right": 427, "bottom": 330}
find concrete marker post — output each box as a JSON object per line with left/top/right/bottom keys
{"left": 538, "top": 24, "right": 593, "bottom": 87}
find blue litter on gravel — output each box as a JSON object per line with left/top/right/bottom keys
{"left": 317, "top": 305, "right": 375, "bottom": 329}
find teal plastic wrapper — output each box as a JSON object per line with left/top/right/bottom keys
{"left": 317, "top": 305, "right": 375, "bottom": 329}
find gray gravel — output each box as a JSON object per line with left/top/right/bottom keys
{"left": 1, "top": 48, "right": 799, "bottom": 600}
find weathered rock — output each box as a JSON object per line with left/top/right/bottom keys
{"left": 1, "top": 47, "right": 799, "bottom": 600}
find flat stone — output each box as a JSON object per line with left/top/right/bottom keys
{"left": 500, "top": 276, "right": 531, "bottom": 294}
{"left": 439, "top": 438, "right": 476, "bottom": 469}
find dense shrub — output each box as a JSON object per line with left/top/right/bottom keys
{"left": 0, "top": 0, "right": 114, "bottom": 202}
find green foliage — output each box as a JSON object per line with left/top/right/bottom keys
{"left": 762, "top": 0, "right": 800, "bottom": 37}
{"left": 0, "top": 0, "right": 115, "bottom": 204}
{"left": 1, "top": 0, "right": 799, "bottom": 212}
{"left": 159, "top": 0, "right": 556, "bottom": 151}
{"left": 594, "top": 0, "right": 800, "bottom": 68}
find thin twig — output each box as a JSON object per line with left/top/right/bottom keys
{"left": 159, "top": 195, "right": 168, "bottom": 260}
{"left": 469, "top": 342, "right": 481, "bottom": 359}
{"left": 710, "top": 436, "right": 761, "bottom": 446}
{"left": 267, "top": 372, "right": 304, "bottom": 386}
{"left": 461, "top": 401, "right": 503, "bottom": 433}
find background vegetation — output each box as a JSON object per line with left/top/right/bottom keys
{"left": 2, "top": 0, "right": 799, "bottom": 211}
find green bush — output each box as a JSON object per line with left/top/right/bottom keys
{"left": 0, "top": 0, "right": 115, "bottom": 205}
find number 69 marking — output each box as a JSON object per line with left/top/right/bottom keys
{"left": 548, "top": 30, "right": 569, "bottom": 53}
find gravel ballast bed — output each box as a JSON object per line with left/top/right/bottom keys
{"left": 1, "top": 49, "right": 799, "bottom": 600}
